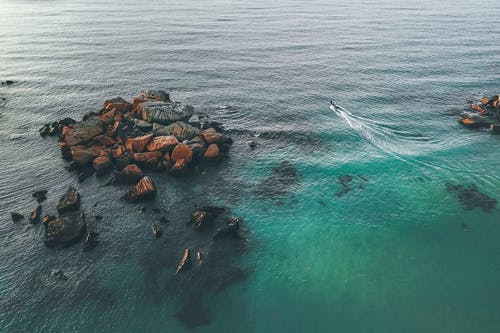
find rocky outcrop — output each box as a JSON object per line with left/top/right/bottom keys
{"left": 103, "top": 97, "right": 132, "bottom": 114}
{"left": 124, "top": 177, "right": 156, "bottom": 202}
{"left": 83, "top": 231, "right": 99, "bottom": 251}
{"left": 201, "top": 128, "right": 223, "bottom": 144}
{"left": 139, "top": 101, "right": 194, "bottom": 125}
{"left": 56, "top": 187, "right": 81, "bottom": 213}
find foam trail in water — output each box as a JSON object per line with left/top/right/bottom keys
{"left": 328, "top": 103, "right": 460, "bottom": 172}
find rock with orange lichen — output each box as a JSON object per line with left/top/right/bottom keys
{"left": 93, "top": 156, "right": 113, "bottom": 175}
{"left": 125, "top": 134, "right": 152, "bottom": 153}
{"left": 133, "top": 151, "right": 163, "bottom": 164}
{"left": 70, "top": 146, "right": 101, "bottom": 165}
{"left": 171, "top": 144, "right": 193, "bottom": 163}
{"left": 200, "top": 128, "right": 223, "bottom": 144}
{"left": 146, "top": 135, "right": 179, "bottom": 152}
{"left": 64, "top": 115, "right": 104, "bottom": 146}
{"left": 99, "top": 108, "right": 116, "bottom": 124}
{"left": 110, "top": 164, "right": 143, "bottom": 185}
{"left": 124, "top": 176, "right": 156, "bottom": 202}
{"left": 93, "top": 134, "right": 115, "bottom": 146}
{"left": 171, "top": 159, "right": 186, "bottom": 172}
{"left": 203, "top": 144, "right": 219, "bottom": 159}
{"left": 103, "top": 97, "right": 132, "bottom": 114}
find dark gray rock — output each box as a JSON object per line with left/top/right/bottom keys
{"left": 139, "top": 101, "right": 194, "bottom": 125}
{"left": 56, "top": 187, "right": 80, "bottom": 213}
{"left": 45, "top": 211, "right": 87, "bottom": 248}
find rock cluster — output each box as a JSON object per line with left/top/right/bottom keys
{"left": 459, "top": 94, "right": 500, "bottom": 133}
{"left": 40, "top": 90, "right": 232, "bottom": 201}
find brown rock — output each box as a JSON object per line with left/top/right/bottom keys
{"left": 481, "top": 97, "right": 490, "bottom": 106}
{"left": 146, "top": 135, "right": 179, "bottom": 152}
{"left": 123, "top": 164, "right": 143, "bottom": 179}
{"left": 125, "top": 134, "right": 153, "bottom": 153}
{"left": 93, "top": 156, "right": 113, "bottom": 175}
{"left": 64, "top": 115, "right": 104, "bottom": 146}
{"left": 153, "top": 121, "right": 200, "bottom": 141}
{"left": 112, "top": 145, "right": 125, "bottom": 159}
{"left": 124, "top": 177, "right": 156, "bottom": 202}
{"left": 71, "top": 146, "right": 99, "bottom": 165}
{"left": 472, "top": 103, "right": 484, "bottom": 114}
{"left": 133, "top": 151, "right": 163, "bottom": 164}
{"left": 103, "top": 97, "right": 132, "bottom": 114}
{"left": 93, "top": 134, "right": 115, "bottom": 146}
{"left": 171, "top": 143, "right": 192, "bottom": 163}
{"left": 132, "top": 90, "right": 170, "bottom": 110}
{"left": 171, "top": 159, "right": 186, "bottom": 172}
{"left": 201, "top": 128, "right": 223, "bottom": 144}
{"left": 99, "top": 108, "right": 115, "bottom": 124}
{"left": 203, "top": 144, "right": 219, "bottom": 159}
{"left": 176, "top": 248, "right": 191, "bottom": 274}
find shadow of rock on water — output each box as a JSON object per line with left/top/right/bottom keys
{"left": 336, "top": 175, "right": 368, "bottom": 197}
{"left": 446, "top": 182, "right": 497, "bottom": 213}
{"left": 256, "top": 161, "right": 300, "bottom": 199}
{"left": 139, "top": 208, "right": 251, "bottom": 329}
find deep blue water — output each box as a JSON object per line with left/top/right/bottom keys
{"left": 1, "top": 0, "right": 500, "bottom": 332}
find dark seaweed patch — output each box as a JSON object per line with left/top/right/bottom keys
{"left": 174, "top": 294, "right": 212, "bottom": 329}
{"left": 336, "top": 175, "right": 368, "bottom": 197}
{"left": 256, "top": 161, "right": 299, "bottom": 198}
{"left": 446, "top": 183, "right": 497, "bottom": 213}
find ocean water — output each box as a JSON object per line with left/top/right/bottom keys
{"left": 1, "top": 0, "right": 500, "bottom": 332}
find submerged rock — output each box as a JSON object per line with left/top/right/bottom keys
{"left": 45, "top": 211, "right": 87, "bottom": 248}
{"left": 176, "top": 248, "right": 191, "bottom": 274}
{"left": 11, "top": 212, "right": 24, "bottom": 222}
{"left": 213, "top": 217, "right": 241, "bottom": 240}
{"left": 257, "top": 161, "right": 299, "bottom": 198}
{"left": 32, "top": 190, "right": 47, "bottom": 203}
{"left": 139, "top": 101, "right": 194, "bottom": 125}
{"left": 446, "top": 182, "right": 497, "bottom": 213}
{"left": 124, "top": 177, "right": 156, "bottom": 202}
{"left": 56, "top": 187, "right": 81, "bottom": 213}
{"left": 83, "top": 231, "right": 99, "bottom": 252}
{"left": 191, "top": 206, "right": 225, "bottom": 231}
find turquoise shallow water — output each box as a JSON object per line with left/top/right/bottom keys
{"left": 1, "top": 0, "right": 500, "bottom": 332}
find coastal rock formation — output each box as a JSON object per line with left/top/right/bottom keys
{"left": 459, "top": 94, "right": 500, "bottom": 133}
{"left": 40, "top": 91, "right": 231, "bottom": 180}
